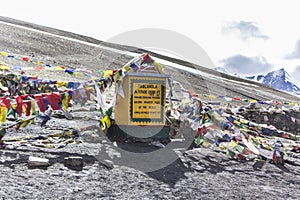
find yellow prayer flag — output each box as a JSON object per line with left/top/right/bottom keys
{"left": 30, "top": 100, "right": 36, "bottom": 115}
{"left": 0, "top": 106, "right": 7, "bottom": 124}
{"left": 123, "top": 65, "right": 130, "bottom": 72}
{"left": 100, "top": 115, "right": 111, "bottom": 131}
{"left": 202, "top": 141, "right": 211, "bottom": 148}
{"left": 0, "top": 65, "right": 10, "bottom": 70}
{"left": 65, "top": 130, "right": 73, "bottom": 137}
{"left": 57, "top": 81, "right": 67, "bottom": 87}
{"left": 11, "top": 103, "right": 17, "bottom": 110}
{"left": 55, "top": 66, "right": 64, "bottom": 70}
{"left": 240, "top": 118, "right": 249, "bottom": 124}
{"left": 113, "top": 70, "right": 122, "bottom": 82}
{"left": 22, "top": 104, "right": 26, "bottom": 114}
{"left": 62, "top": 92, "right": 69, "bottom": 110}
{"left": 153, "top": 61, "right": 164, "bottom": 74}
{"left": 219, "top": 144, "right": 227, "bottom": 150}
{"left": 208, "top": 95, "right": 216, "bottom": 99}
{"left": 103, "top": 70, "right": 113, "bottom": 78}
{"left": 229, "top": 140, "right": 238, "bottom": 148}
{"left": 262, "top": 143, "right": 273, "bottom": 151}
{"left": 75, "top": 72, "right": 83, "bottom": 77}
{"left": 19, "top": 118, "right": 34, "bottom": 128}
{"left": 0, "top": 52, "right": 7, "bottom": 57}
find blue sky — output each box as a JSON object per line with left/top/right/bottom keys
{"left": 1, "top": 0, "right": 300, "bottom": 77}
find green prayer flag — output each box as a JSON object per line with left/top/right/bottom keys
{"left": 195, "top": 136, "right": 204, "bottom": 145}
{"left": 0, "top": 128, "right": 6, "bottom": 139}
{"left": 6, "top": 106, "right": 18, "bottom": 119}
{"left": 235, "top": 144, "right": 245, "bottom": 153}
{"left": 226, "top": 149, "right": 236, "bottom": 158}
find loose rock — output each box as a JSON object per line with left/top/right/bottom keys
{"left": 64, "top": 156, "right": 83, "bottom": 168}
{"left": 28, "top": 156, "right": 49, "bottom": 167}
{"left": 99, "top": 159, "right": 114, "bottom": 169}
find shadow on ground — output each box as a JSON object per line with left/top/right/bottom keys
{"left": 146, "top": 158, "right": 192, "bottom": 187}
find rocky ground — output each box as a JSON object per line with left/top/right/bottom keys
{"left": 0, "top": 102, "right": 299, "bottom": 199}
{"left": 1, "top": 111, "right": 299, "bottom": 199}
{"left": 0, "top": 16, "right": 299, "bottom": 199}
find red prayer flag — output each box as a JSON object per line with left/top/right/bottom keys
{"left": 34, "top": 94, "right": 46, "bottom": 112}
{"left": 0, "top": 98, "right": 10, "bottom": 109}
{"left": 142, "top": 53, "right": 152, "bottom": 63}
{"left": 34, "top": 66, "right": 43, "bottom": 70}
{"left": 44, "top": 93, "right": 62, "bottom": 110}
{"left": 275, "top": 100, "right": 282, "bottom": 105}
{"left": 22, "top": 101, "right": 31, "bottom": 116}
{"left": 15, "top": 96, "right": 23, "bottom": 117}
{"left": 22, "top": 57, "right": 29, "bottom": 62}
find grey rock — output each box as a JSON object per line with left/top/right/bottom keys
{"left": 64, "top": 156, "right": 83, "bottom": 168}
{"left": 99, "top": 159, "right": 114, "bottom": 169}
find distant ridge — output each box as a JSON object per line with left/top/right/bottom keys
{"left": 215, "top": 67, "right": 300, "bottom": 96}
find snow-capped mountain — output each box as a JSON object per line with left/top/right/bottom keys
{"left": 214, "top": 67, "right": 300, "bottom": 95}
{"left": 259, "top": 69, "right": 300, "bottom": 94}
{"left": 214, "top": 67, "right": 242, "bottom": 78}
{"left": 244, "top": 74, "right": 265, "bottom": 83}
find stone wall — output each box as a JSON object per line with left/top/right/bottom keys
{"left": 241, "top": 109, "right": 300, "bottom": 134}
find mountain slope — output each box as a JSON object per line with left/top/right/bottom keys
{"left": 1, "top": 16, "right": 299, "bottom": 103}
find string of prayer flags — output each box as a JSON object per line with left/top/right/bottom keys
{"left": 15, "top": 116, "right": 35, "bottom": 130}
{"left": 1, "top": 50, "right": 299, "bottom": 107}
{"left": 2, "top": 129, "right": 81, "bottom": 149}
{"left": 0, "top": 50, "right": 93, "bottom": 78}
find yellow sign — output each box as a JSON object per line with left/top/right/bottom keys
{"left": 129, "top": 78, "right": 165, "bottom": 125}
{"left": 132, "top": 83, "right": 162, "bottom": 119}
{"left": 114, "top": 73, "right": 168, "bottom": 126}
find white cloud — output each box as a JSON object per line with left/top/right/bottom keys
{"left": 292, "top": 66, "right": 300, "bottom": 78}
{"left": 221, "top": 54, "right": 273, "bottom": 75}
{"left": 286, "top": 39, "right": 300, "bottom": 59}
{"left": 1, "top": 0, "right": 300, "bottom": 73}
{"left": 222, "top": 21, "right": 269, "bottom": 41}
